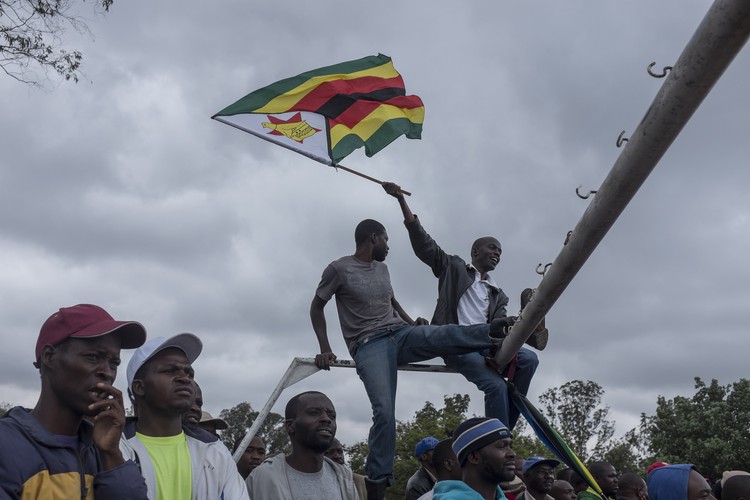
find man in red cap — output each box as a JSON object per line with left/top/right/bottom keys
{"left": 0, "top": 303, "right": 149, "bottom": 499}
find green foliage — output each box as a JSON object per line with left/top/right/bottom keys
{"left": 602, "top": 439, "right": 639, "bottom": 474}
{"left": 1, "top": 0, "right": 113, "bottom": 84}
{"left": 643, "top": 377, "right": 750, "bottom": 478}
{"left": 538, "top": 380, "right": 615, "bottom": 462}
{"left": 345, "top": 440, "right": 369, "bottom": 477}
{"left": 219, "top": 402, "right": 289, "bottom": 456}
{"left": 346, "top": 394, "right": 472, "bottom": 500}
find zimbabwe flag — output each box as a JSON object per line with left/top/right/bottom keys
{"left": 212, "top": 54, "right": 424, "bottom": 165}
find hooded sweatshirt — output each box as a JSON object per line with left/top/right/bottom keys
{"left": 432, "top": 480, "right": 508, "bottom": 500}
{"left": 647, "top": 464, "right": 694, "bottom": 500}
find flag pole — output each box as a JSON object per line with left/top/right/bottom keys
{"left": 332, "top": 163, "right": 412, "bottom": 196}
{"left": 493, "top": 0, "right": 750, "bottom": 368}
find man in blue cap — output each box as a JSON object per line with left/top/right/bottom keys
{"left": 407, "top": 436, "right": 440, "bottom": 500}
{"left": 517, "top": 456, "right": 561, "bottom": 500}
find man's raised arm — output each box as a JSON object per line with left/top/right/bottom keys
{"left": 382, "top": 182, "right": 416, "bottom": 223}
{"left": 382, "top": 181, "right": 450, "bottom": 278}
{"left": 310, "top": 295, "right": 337, "bottom": 370}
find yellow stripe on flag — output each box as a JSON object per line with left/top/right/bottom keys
{"left": 329, "top": 104, "right": 425, "bottom": 148}
{"left": 253, "top": 60, "right": 400, "bottom": 114}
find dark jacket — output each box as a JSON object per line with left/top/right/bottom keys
{"left": 405, "top": 216, "right": 509, "bottom": 325}
{"left": 405, "top": 466, "right": 436, "bottom": 500}
{"left": 0, "top": 407, "right": 148, "bottom": 500}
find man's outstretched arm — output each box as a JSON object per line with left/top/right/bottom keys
{"left": 382, "top": 182, "right": 416, "bottom": 223}
{"left": 310, "top": 295, "right": 337, "bottom": 370}
{"left": 383, "top": 181, "right": 450, "bottom": 278}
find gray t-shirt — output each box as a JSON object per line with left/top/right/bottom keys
{"left": 286, "top": 460, "right": 344, "bottom": 500}
{"left": 315, "top": 255, "right": 406, "bottom": 353}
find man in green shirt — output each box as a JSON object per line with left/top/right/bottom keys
{"left": 120, "top": 333, "right": 248, "bottom": 499}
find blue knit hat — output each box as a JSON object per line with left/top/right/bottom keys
{"left": 452, "top": 417, "right": 511, "bottom": 466}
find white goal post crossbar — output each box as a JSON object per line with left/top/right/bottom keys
{"left": 231, "top": 357, "right": 455, "bottom": 462}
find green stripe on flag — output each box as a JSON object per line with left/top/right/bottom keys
{"left": 331, "top": 118, "right": 422, "bottom": 163}
{"left": 214, "top": 54, "right": 392, "bottom": 117}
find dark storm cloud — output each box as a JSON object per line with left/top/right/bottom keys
{"left": 1, "top": 0, "right": 748, "bottom": 447}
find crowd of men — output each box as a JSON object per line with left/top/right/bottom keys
{"left": 1, "top": 185, "right": 747, "bottom": 499}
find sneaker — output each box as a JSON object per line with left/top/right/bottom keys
{"left": 521, "top": 288, "right": 549, "bottom": 351}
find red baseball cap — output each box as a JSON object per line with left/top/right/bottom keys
{"left": 647, "top": 461, "right": 670, "bottom": 475}
{"left": 35, "top": 304, "right": 147, "bottom": 360}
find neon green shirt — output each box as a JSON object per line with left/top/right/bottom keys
{"left": 137, "top": 431, "right": 192, "bottom": 500}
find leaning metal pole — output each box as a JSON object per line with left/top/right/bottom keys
{"left": 494, "top": 0, "right": 750, "bottom": 368}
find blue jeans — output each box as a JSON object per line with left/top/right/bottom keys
{"left": 443, "top": 346, "right": 538, "bottom": 429}
{"left": 352, "top": 322, "right": 499, "bottom": 483}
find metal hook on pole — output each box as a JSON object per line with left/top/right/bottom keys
{"left": 647, "top": 62, "right": 673, "bottom": 78}
{"left": 616, "top": 131, "right": 629, "bottom": 148}
{"left": 576, "top": 185, "right": 597, "bottom": 199}
{"left": 536, "top": 263, "right": 552, "bottom": 276}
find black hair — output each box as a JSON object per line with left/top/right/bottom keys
{"left": 723, "top": 475, "right": 750, "bottom": 499}
{"left": 285, "top": 391, "right": 327, "bottom": 420}
{"left": 618, "top": 472, "right": 646, "bottom": 493}
{"left": 354, "top": 219, "right": 385, "bottom": 247}
{"left": 588, "top": 461, "right": 614, "bottom": 479}
{"left": 432, "top": 439, "right": 457, "bottom": 472}
{"left": 232, "top": 434, "right": 266, "bottom": 454}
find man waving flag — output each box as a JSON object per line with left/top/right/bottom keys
{"left": 213, "top": 54, "right": 424, "bottom": 166}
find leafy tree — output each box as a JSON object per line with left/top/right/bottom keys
{"left": 219, "top": 402, "right": 289, "bottom": 456}
{"left": 1, "top": 0, "right": 113, "bottom": 84}
{"left": 602, "top": 437, "right": 639, "bottom": 474}
{"left": 538, "top": 380, "right": 615, "bottom": 462}
{"left": 643, "top": 377, "right": 750, "bottom": 479}
{"left": 347, "top": 394, "right": 472, "bottom": 500}
{"left": 0, "top": 401, "right": 12, "bottom": 416}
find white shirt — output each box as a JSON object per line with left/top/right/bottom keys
{"left": 457, "top": 266, "right": 497, "bottom": 326}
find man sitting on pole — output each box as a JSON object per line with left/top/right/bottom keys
{"left": 383, "top": 181, "right": 545, "bottom": 430}
{"left": 310, "top": 218, "right": 513, "bottom": 499}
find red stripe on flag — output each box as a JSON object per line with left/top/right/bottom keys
{"left": 289, "top": 75, "right": 406, "bottom": 112}
{"left": 330, "top": 95, "right": 424, "bottom": 129}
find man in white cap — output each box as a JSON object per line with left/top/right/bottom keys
{"left": 121, "top": 333, "right": 248, "bottom": 500}
{"left": 0, "top": 303, "right": 148, "bottom": 499}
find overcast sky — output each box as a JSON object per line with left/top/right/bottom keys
{"left": 1, "top": 0, "right": 748, "bottom": 453}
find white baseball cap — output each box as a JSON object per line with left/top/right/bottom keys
{"left": 126, "top": 333, "right": 202, "bottom": 390}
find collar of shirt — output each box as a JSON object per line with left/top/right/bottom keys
{"left": 468, "top": 264, "right": 498, "bottom": 288}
